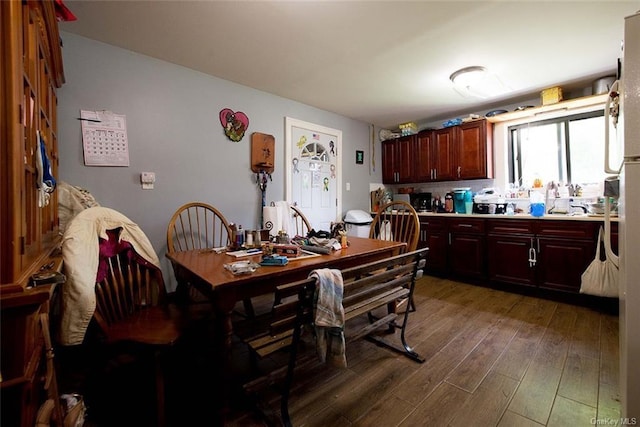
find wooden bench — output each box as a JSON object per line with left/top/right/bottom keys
{"left": 242, "top": 247, "right": 428, "bottom": 426}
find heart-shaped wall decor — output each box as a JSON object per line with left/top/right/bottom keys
{"left": 219, "top": 108, "right": 249, "bottom": 142}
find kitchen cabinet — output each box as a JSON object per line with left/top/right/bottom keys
{"left": 419, "top": 217, "right": 448, "bottom": 275}
{"left": 534, "top": 221, "right": 597, "bottom": 293}
{"left": 418, "top": 216, "right": 485, "bottom": 278}
{"left": 381, "top": 135, "right": 415, "bottom": 184}
{"left": 487, "top": 220, "right": 536, "bottom": 287}
{"left": 487, "top": 219, "right": 600, "bottom": 293}
{"left": 430, "top": 128, "right": 457, "bottom": 181}
{"left": 1, "top": 1, "right": 65, "bottom": 425}
{"left": 414, "top": 130, "right": 436, "bottom": 182}
{"left": 456, "top": 120, "right": 493, "bottom": 180}
{"left": 422, "top": 215, "right": 613, "bottom": 299}
{"left": 429, "top": 120, "right": 493, "bottom": 181}
{"left": 448, "top": 218, "right": 486, "bottom": 280}
{"left": 381, "top": 119, "right": 492, "bottom": 184}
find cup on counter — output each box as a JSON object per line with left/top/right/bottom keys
{"left": 465, "top": 202, "right": 473, "bottom": 214}
{"left": 245, "top": 229, "right": 254, "bottom": 247}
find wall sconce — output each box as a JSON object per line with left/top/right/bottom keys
{"left": 449, "top": 66, "right": 510, "bottom": 99}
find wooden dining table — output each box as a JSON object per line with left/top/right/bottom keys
{"left": 165, "top": 236, "right": 405, "bottom": 416}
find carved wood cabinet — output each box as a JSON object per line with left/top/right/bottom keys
{"left": 1, "top": 1, "right": 65, "bottom": 425}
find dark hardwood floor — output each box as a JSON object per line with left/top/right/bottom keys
{"left": 57, "top": 275, "right": 620, "bottom": 426}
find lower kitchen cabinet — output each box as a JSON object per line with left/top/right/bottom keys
{"left": 487, "top": 218, "right": 601, "bottom": 293}
{"left": 419, "top": 217, "right": 448, "bottom": 275}
{"left": 448, "top": 218, "right": 486, "bottom": 280}
{"left": 487, "top": 219, "right": 536, "bottom": 287}
{"left": 487, "top": 234, "right": 536, "bottom": 287}
{"left": 421, "top": 215, "right": 614, "bottom": 298}
{"left": 536, "top": 238, "right": 595, "bottom": 292}
{"left": 534, "top": 220, "right": 598, "bottom": 293}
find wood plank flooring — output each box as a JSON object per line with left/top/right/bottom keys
{"left": 65, "top": 275, "right": 620, "bottom": 426}
{"left": 225, "top": 276, "right": 620, "bottom": 427}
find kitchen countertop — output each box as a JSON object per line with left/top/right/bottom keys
{"left": 415, "top": 212, "right": 619, "bottom": 222}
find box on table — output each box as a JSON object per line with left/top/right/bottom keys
{"left": 272, "top": 244, "right": 301, "bottom": 258}
{"left": 541, "top": 86, "right": 563, "bottom": 105}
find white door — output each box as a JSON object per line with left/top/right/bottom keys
{"left": 285, "top": 117, "right": 342, "bottom": 232}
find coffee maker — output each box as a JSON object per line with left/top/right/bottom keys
{"left": 410, "top": 192, "right": 432, "bottom": 212}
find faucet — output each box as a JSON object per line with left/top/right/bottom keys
{"left": 545, "top": 181, "right": 559, "bottom": 214}
{"left": 570, "top": 204, "right": 588, "bottom": 214}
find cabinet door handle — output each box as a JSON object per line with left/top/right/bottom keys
{"left": 537, "top": 237, "right": 540, "bottom": 253}
{"left": 457, "top": 166, "right": 461, "bottom": 178}
{"left": 528, "top": 238, "right": 537, "bottom": 267}
{"left": 459, "top": 224, "right": 472, "bottom": 228}
{"left": 448, "top": 232, "right": 452, "bottom": 245}
{"left": 528, "top": 247, "right": 537, "bottom": 267}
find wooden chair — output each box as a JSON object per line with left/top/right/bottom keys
{"left": 167, "top": 202, "right": 256, "bottom": 317}
{"left": 368, "top": 200, "right": 420, "bottom": 312}
{"left": 290, "top": 204, "right": 312, "bottom": 237}
{"left": 167, "top": 201, "right": 232, "bottom": 253}
{"left": 242, "top": 248, "right": 428, "bottom": 426}
{"left": 92, "top": 229, "right": 186, "bottom": 427}
{"left": 368, "top": 200, "right": 420, "bottom": 253}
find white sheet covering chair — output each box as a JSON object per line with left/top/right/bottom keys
{"left": 61, "top": 206, "right": 185, "bottom": 426}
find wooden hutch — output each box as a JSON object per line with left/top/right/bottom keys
{"left": 1, "top": 0, "right": 66, "bottom": 425}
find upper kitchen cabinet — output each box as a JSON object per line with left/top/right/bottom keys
{"left": 381, "top": 119, "right": 493, "bottom": 184}
{"left": 382, "top": 134, "right": 415, "bottom": 184}
{"left": 413, "top": 130, "right": 434, "bottom": 182}
{"left": 1, "top": 0, "right": 65, "bottom": 290}
{"left": 431, "top": 127, "right": 457, "bottom": 181}
{"left": 456, "top": 119, "right": 493, "bottom": 180}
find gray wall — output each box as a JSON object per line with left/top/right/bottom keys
{"left": 58, "top": 32, "right": 379, "bottom": 290}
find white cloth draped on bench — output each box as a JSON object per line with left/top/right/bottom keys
{"left": 309, "top": 268, "right": 347, "bottom": 368}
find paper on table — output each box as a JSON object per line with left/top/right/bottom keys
{"left": 198, "top": 246, "right": 227, "bottom": 254}
{"left": 227, "top": 249, "right": 263, "bottom": 258}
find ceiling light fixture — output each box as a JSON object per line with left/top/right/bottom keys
{"left": 449, "top": 66, "right": 510, "bottom": 99}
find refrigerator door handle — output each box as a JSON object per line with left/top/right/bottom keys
{"left": 603, "top": 196, "right": 619, "bottom": 268}
{"left": 604, "top": 80, "right": 623, "bottom": 174}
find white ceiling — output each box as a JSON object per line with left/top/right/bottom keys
{"left": 60, "top": 1, "right": 639, "bottom": 129}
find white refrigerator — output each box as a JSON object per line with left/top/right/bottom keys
{"left": 607, "top": 10, "right": 640, "bottom": 419}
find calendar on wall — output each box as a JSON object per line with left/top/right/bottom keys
{"left": 80, "top": 110, "right": 130, "bottom": 166}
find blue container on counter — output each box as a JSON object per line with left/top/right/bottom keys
{"left": 453, "top": 188, "right": 472, "bottom": 214}
{"left": 530, "top": 202, "right": 545, "bottom": 217}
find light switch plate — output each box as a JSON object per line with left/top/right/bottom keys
{"left": 141, "top": 172, "right": 155, "bottom": 189}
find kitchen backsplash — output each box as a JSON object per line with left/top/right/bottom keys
{"left": 385, "top": 178, "right": 495, "bottom": 200}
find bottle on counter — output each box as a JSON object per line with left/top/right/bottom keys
{"left": 236, "top": 225, "right": 244, "bottom": 248}
{"left": 229, "top": 223, "right": 237, "bottom": 249}
{"left": 432, "top": 197, "right": 441, "bottom": 212}
{"left": 444, "top": 193, "right": 454, "bottom": 213}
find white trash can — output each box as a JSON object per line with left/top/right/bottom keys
{"left": 344, "top": 209, "right": 373, "bottom": 238}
